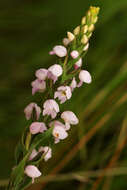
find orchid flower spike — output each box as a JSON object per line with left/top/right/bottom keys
{"left": 43, "top": 99, "right": 59, "bottom": 119}
{"left": 35, "top": 69, "right": 48, "bottom": 80}
{"left": 24, "top": 165, "right": 41, "bottom": 183}
{"left": 39, "top": 146, "right": 52, "bottom": 162}
{"left": 24, "top": 103, "right": 41, "bottom": 120}
{"left": 30, "top": 122, "right": 47, "bottom": 135}
{"left": 54, "top": 86, "right": 72, "bottom": 104}
{"left": 77, "top": 70, "right": 92, "bottom": 87}
{"left": 61, "top": 111, "right": 79, "bottom": 130}
{"left": 49, "top": 45, "right": 67, "bottom": 57}
{"left": 31, "top": 79, "right": 46, "bottom": 95}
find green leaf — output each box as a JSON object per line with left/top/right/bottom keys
{"left": 30, "top": 127, "right": 53, "bottom": 150}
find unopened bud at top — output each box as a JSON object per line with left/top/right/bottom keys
{"left": 73, "top": 26, "right": 80, "bottom": 35}
{"left": 82, "top": 25, "right": 88, "bottom": 34}
{"left": 81, "top": 35, "right": 88, "bottom": 44}
{"left": 67, "top": 32, "right": 75, "bottom": 42}
{"left": 88, "top": 24, "right": 94, "bottom": 32}
{"left": 81, "top": 16, "right": 86, "bottom": 25}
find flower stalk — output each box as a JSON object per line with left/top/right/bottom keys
{"left": 7, "top": 6, "right": 100, "bottom": 190}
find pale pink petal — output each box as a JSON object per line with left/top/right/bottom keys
{"left": 70, "top": 50, "right": 79, "bottom": 59}
{"left": 24, "top": 165, "right": 41, "bottom": 182}
{"left": 35, "top": 69, "right": 48, "bottom": 80}
{"left": 61, "top": 111, "right": 79, "bottom": 125}
{"left": 48, "top": 64, "right": 63, "bottom": 77}
{"left": 53, "top": 45, "right": 67, "bottom": 57}
{"left": 29, "top": 149, "right": 38, "bottom": 161}
{"left": 79, "top": 70, "right": 92, "bottom": 84}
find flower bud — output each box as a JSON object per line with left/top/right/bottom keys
{"left": 82, "top": 25, "right": 88, "bottom": 34}
{"left": 70, "top": 50, "right": 79, "bottom": 59}
{"left": 83, "top": 43, "right": 89, "bottom": 51}
{"left": 73, "top": 26, "right": 80, "bottom": 35}
{"left": 88, "top": 24, "right": 94, "bottom": 32}
{"left": 67, "top": 32, "right": 75, "bottom": 41}
{"left": 63, "top": 38, "right": 70, "bottom": 46}
{"left": 81, "top": 35, "right": 88, "bottom": 44}
{"left": 81, "top": 16, "right": 86, "bottom": 25}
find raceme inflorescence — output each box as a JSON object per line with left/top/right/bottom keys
{"left": 7, "top": 6, "right": 100, "bottom": 190}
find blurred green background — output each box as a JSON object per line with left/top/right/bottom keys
{"left": 0, "top": 0, "right": 127, "bottom": 189}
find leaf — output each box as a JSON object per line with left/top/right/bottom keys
{"left": 15, "top": 142, "right": 24, "bottom": 165}
{"left": 30, "top": 127, "right": 54, "bottom": 150}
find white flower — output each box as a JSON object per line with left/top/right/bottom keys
{"left": 52, "top": 122, "right": 68, "bottom": 143}
{"left": 70, "top": 50, "right": 79, "bottom": 59}
{"left": 39, "top": 146, "right": 52, "bottom": 162}
{"left": 77, "top": 70, "right": 92, "bottom": 87}
{"left": 30, "top": 122, "right": 47, "bottom": 135}
{"left": 35, "top": 69, "right": 48, "bottom": 80}
{"left": 24, "top": 165, "right": 41, "bottom": 183}
{"left": 29, "top": 149, "right": 38, "bottom": 161}
{"left": 74, "top": 58, "right": 82, "bottom": 69}
{"left": 61, "top": 111, "right": 79, "bottom": 130}
{"left": 54, "top": 86, "right": 72, "bottom": 104}
{"left": 70, "top": 78, "right": 77, "bottom": 92}
{"left": 43, "top": 99, "right": 59, "bottom": 119}
{"left": 49, "top": 45, "right": 67, "bottom": 57}
{"left": 48, "top": 64, "right": 63, "bottom": 77}
{"left": 24, "top": 103, "right": 41, "bottom": 120}
{"left": 31, "top": 79, "right": 46, "bottom": 95}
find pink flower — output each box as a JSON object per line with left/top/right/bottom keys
{"left": 29, "top": 149, "right": 38, "bottom": 161}
{"left": 77, "top": 70, "right": 92, "bottom": 87}
{"left": 31, "top": 79, "right": 46, "bottom": 95}
{"left": 54, "top": 86, "right": 72, "bottom": 104}
{"left": 30, "top": 122, "right": 47, "bottom": 135}
{"left": 24, "top": 103, "right": 41, "bottom": 120}
{"left": 48, "top": 64, "right": 63, "bottom": 77}
{"left": 70, "top": 50, "right": 79, "bottom": 59}
{"left": 24, "top": 165, "right": 41, "bottom": 183}
{"left": 61, "top": 111, "right": 79, "bottom": 130}
{"left": 43, "top": 99, "right": 59, "bottom": 119}
{"left": 35, "top": 69, "right": 48, "bottom": 80}
{"left": 49, "top": 45, "right": 67, "bottom": 57}
{"left": 74, "top": 58, "right": 82, "bottom": 69}
{"left": 52, "top": 121, "right": 68, "bottom": 143}
{"left": 70, "top": 77, "right": 77, "bottom": 91}
{"left": 48, "top": 64, "right": 63, "bottom": 83}
{"left": 39, "top": 146, "right": 52, "bottom": 162}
